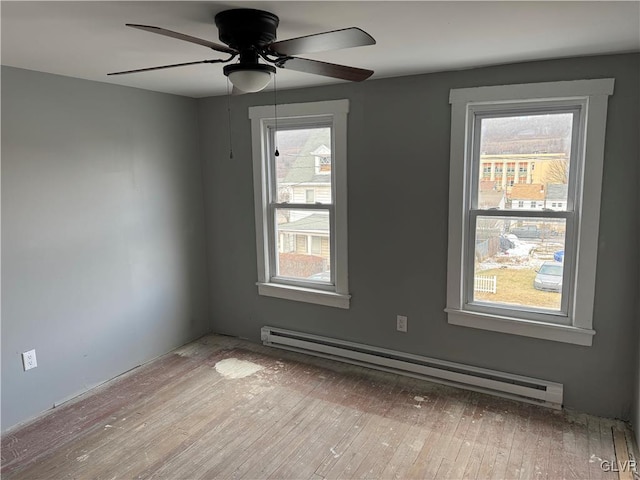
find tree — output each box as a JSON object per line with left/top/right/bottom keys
{"left": 543, "top": 159, "right": 569, "bottom": 184}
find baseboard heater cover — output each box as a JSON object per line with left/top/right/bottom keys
{"left": 261, "top": 326, "right": 563, "bottom": 409}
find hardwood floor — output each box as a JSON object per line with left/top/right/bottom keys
{"left": 1, "top": 334, "right": 636, "bottom": 479}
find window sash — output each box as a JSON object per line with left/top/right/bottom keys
{"left": 460, "top": 102, "right": 584, "bottom": 324}
{"left": 468, "top": 105, "right": 582, "bottom": 213}
{"left": 266, "top": 119, "right": 335, "bottom": 207}
{"left": 267, "top": 203, "right": 335, "bottom": 288}
{"left": 464, "top": 210, "right": 576, "bottom": 322}
{"left": 265, "top": 120, "right": 336, "bottom": 289}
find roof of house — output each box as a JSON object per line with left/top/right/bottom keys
{"left": 478, "top": 191, "right": 505, "bottom": 209}
{"left": 311, "top": 145, "right": 331, "bottom": 157}
{"left": 479, "top": 180, "right": 498, "bottom": 192}
{"left": 281, "top": 128, "right": 332, "bottom": 185}
{"left": 546, "top": 184, "right": 568, "bottom": 200}
{"left": 278, "top": 213, "right": 329, "bottom": 233}
{"left": 282, "top": 155, "right": 331, "bottom": 185}
{"left": 509, "top": 183, "right": 546, "bottom": 200}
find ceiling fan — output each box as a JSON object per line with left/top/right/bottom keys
{"left": 108, "top": 8, "right": 376, "bottom": 93}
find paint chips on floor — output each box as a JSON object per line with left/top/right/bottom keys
{"left": 214, "top": 358, "right": 264, "bottom": 379}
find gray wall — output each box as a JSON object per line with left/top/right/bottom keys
{"left": 1, "top": 67, "right": 211, "bottom": 431}
{"left": 199, "top": 53, "right": 640, "bottom": 420}
{"left": 635, "top": 305, "right": 640, "bottom": 445}
{"left": 635, "top": 124, "right": 640, "bottom": 445}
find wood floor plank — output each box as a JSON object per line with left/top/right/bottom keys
{"left": 269, "top": 377, "right": 382, "bottom": 480}
{"left": 3, "top": 355, "right": 234, "bottom": 479}
{"left": 403, "top": 390, "right": 470, "bottom": 479}
{"left": 527, "top": 406, "right": 554, "bottom": 480}
{"left": 0, "top": 334, "right": 627, "bottom": 480}
{"left": 518, "top": 405, "right": 546, "bottom": 480}
{"left": 311, "top": 391, "right": 379, "bottom": 478}
{"left": 249, "top": 370, "right": 378, "bottom": 480}
{"left": 347, "top": 382, "right": 437, "bottom": 479}
{"left": 562, "top": 411, "right": 589, "bottom": 480}
{"left": 0, "top": 351, "right": 197, "bottom": 475}
{"left": 149, "top": 361, "right": 330, "bottom": 479}
{"left": 588, "top": 411, "right": 607, "bottom": 480}
{"left": 450, "top": 395, "right": 491, "bottom": 480}
{"left": 247, "top": 381, "right": 351, "bottom": 479}
{"left": 546, "top": 408, "right": 568, "bottom": 480}
{"left": 503, "top": 402, "right": 533, "bottom": 478}
{"left": 611, "top": 425, "right": 634, "bottom": 480}
{"left": 474, "top": 397, "right": 511, "bottom": 479}
{"left": 321, "top": 382, "right": 404, "bottom": 479}
{"left": 488, "top": 399, "right": 520, "bottom": 480}
{"left": 377, "top": 387, "right": 445, "bottom": 479}
{"left": 220, "top": 374, "right": 364, "bottom": 479}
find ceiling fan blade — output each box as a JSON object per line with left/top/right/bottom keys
{"left": 280, "top": 57, "right": 373, "bottom": 82}
{"left": 269, "top": 27, "right": 375, "bottom": 56}
{"left": 126, "top": 24, "right": 237, "bottom": 55}
{"left": 108, "top": 60, "right": 216, "bottom": 76}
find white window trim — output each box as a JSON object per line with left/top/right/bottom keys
{"left": 446, "top": 79, "right": 614, "bottom": 346}
{"left": 249, "top": 99, "right": 350, "bottom": 309}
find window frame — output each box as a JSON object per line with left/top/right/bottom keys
{"left": 446, "top": 79, "right": 614, "bottom": 346}
{"left": 250, "top": 99, "right": 350, "bottom": 309}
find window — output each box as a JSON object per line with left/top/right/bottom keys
{"left": 447, "top": 79, "right": 614, "bottom": 346}
{"left": 317, "top": 156, "right": 332, "bottom": 173}
{"left": 305, "top": 189, "right": 315, "bottom": 203}
{"left": 250, "top": 100, "right": 350, "bottom": 309}
{"left": 311, "top": 236, "right": 322, "bottom": 255}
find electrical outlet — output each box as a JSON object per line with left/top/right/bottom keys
{"left": 396, "top": 315, "right": 408, "bottom": 332}
{"left": 22, "top": 349, "right": 37, "bottom": 371}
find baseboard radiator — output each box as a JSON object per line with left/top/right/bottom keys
{"left": 261, "top": 326, "right": 563, "bottom": 409}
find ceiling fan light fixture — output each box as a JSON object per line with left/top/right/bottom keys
{"left": 224, "top": 63, "right": 276, "bottom": 93}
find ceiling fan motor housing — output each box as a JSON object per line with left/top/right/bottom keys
{"left": 214, "top": 9, "right": 280, "bottom": 50}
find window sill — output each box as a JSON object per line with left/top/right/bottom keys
{"left": 445, "top": 308, "right": 595, "bottom": 346}
{"left": 257, "top": 282, "right": 351, "bottom": 309}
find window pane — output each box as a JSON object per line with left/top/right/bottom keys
{"left": 472, "top": 215, "right": 566, "bottom": 312}
{"left": 275, "top": 208, "right": 331, "bottom": 282}
{"left": 274, "top": 128, "right": 332, "bottom": 204}
{"left": 477, "top": 113, "right": 573, "bottom": 212}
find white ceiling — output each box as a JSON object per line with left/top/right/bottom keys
{"left": 2, "top": 1, "right": 639, "bottom": 98}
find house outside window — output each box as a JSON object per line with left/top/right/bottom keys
{"left": 446, "top": 79, "right": 614, "bottom": 346}
{"left": 249, "top": 100, "right": 350, "bottom": 309}
{"left": 314, "top": 148, "right": 332, "bottom": 174}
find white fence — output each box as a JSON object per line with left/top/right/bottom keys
{"left": 475, "top": 275, "right": 497, "bottom": 294}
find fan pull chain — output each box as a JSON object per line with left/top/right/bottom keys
{"left": 274, "top": 74, "right": 280, "bottom": 157}
{"left": 226, "top": 77, "right": 234, "bottom": 159}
